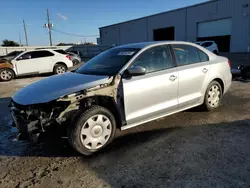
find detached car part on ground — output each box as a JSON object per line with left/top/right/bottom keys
{"left": 10, "top": 41, "right": 232, "bottom": 155}
{"left": 0, "top": 49, "right": 73, "bottom": 81}
{"left": 0, "top": 51, "right": 24, "bottom": 61}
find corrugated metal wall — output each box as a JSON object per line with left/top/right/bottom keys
{"left": 99, "top": 0, "right": 250, "bottom": 52}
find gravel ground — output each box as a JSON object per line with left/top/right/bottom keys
{"left": 0, "top": 76, "right": 250, "bottom": 188}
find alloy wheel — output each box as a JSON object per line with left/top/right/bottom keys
{"left": 0, "top": 70, "right": 13, "bottom": 81}
{"left": 56, "top": 66, "right": 66, "bottom": 74}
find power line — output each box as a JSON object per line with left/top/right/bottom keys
{"left": 52, "top": 28, "right": 99, "bottom": 38}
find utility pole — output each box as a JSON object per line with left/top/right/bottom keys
{"left": 18, "top": 32, "right": 22, "bottom": 46}
{"left": 46, "top": 9, "right": 53, "bottom": 46}
{"left": 23, "top": 19, "right": 28, "bottom": 46}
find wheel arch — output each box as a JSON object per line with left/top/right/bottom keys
{"left": 77, "top": 95, "right": 124, "bottom": 129}
{"left": 54, "top": 62, "right": 68, "bottom": 69}
{"left": 0, "top": 67, "right": 16, "bottom": 78}
{"left": 212, "top": 78, "right": 224, "bottom": 94}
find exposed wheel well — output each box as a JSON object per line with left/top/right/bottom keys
{"left": 78, "top": 96, "right": 124, "bottom": 128}
{"left": 213, "top": 78, "right": 224, "bottom": 94}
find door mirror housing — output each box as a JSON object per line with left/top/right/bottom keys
{"left": 126, "top": 66, "right": 146, "bottom": 77}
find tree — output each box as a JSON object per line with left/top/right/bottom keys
{"left": 1, "top": 39, "right": 20, "bottom": 47}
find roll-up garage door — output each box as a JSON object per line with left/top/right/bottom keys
{"left": 197, "top": 18, "right": 232, "bottom": 52}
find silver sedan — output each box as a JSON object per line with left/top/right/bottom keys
{"left": 10, "top": 41, "right": 232, "bottom": 155}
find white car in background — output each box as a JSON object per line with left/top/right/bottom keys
{"left": 0, "top": 49, "right": 73, "bottom": 81}
{"left": 195, "top": 41, "right": 219, "bottom": 55}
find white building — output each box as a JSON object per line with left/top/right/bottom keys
{"left": 99, "top": 0, "right": 250, "bottom": 52}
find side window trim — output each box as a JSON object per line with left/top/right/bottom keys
{"left": 169, "top": 45, "right": 178, "bottom": 67}
{"left": 129, "top": 44, "right": 176, "bottom": 75}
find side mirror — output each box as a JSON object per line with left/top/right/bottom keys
{"left": 126, "top": 66, "right": 146, "bottom": 77}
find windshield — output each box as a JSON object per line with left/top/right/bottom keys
{"left": 76, "top": 48, "right": 140, "bottom": 76}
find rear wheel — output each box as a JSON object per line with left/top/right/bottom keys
{"left": 67, "top": 106, "right": 116, "bottom": 155}
{"left": 0, "top": 68, "right": 15, "bottom": 81}
{"left": 202, "top": 81, "right": 222, "bottom": 111}
{"left": 53, "top": 64, "right": 67, "bottom": 74}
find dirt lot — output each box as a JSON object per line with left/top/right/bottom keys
{"left": 0, "top": 76, "right": 250, "bottom": 188}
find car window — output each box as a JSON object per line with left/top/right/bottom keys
{"left": 201, "top": 42, "right": 213, "bottom": 47}
{"left": 198, "top": 49, "right": 209, "bottom": 62}
{"left": 132, "top": 45, "right": 173, "bottom": 73}
{"left": 172, "top": 44, "right": 201, "bottom": 66}
{"left": 54, "top": 50, "right": 67, "bottom": 55}
{"left": 31, "top": 50, "right": 54, "bottom": 59}
{"left": 19, "top": 52, "right": 32, "bottom": 60}
{"left": 76, "top": 48, "right": 140, "bottom": 76}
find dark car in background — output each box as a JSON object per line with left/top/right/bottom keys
{"left": 0, "top": 51, "right": 24, "bottom": 61}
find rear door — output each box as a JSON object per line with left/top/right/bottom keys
{"left": 171, "top": 44, "right": 211, "bottom": 109}
{"left": 31, "top": 50, "right": 54, "bottom": 73}
{"left": 122, "top": 45, "right": 179, "bottom": 126}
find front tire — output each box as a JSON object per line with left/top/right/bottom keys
{"left": 0, "top": 68, "right": 15, "bottom": 81}
{"left": 53, "top": 64, "right": 67, "bottom": 74}
{"left": 202, "top": 81, "right": 222, "bottom": 111}
{"left": 68, "top": 106, "right": 116, "bottom": 155}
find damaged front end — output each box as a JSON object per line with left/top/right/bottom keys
{"left": 9, "top": 74, "right": 124, "bottom": 143}
{"left": 9, "top": 100, "right": 71, "bottom": 143}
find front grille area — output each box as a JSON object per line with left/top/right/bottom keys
{"left": 9, "top": 100, "right": 31, "bottom": 133}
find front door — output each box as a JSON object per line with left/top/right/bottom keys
{"left": 122, "top": 45, "right": 179, "bottom": 127}
{"left": 171, "top": 44, "right": 211, "bottom": 109}
{"left": 14, "top": 52, "right": 39, "bottom": 75}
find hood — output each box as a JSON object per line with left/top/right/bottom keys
{"left": 12, "top": 72, "right": 111, "bottom": 105}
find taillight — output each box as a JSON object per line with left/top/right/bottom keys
{"left": 228, "top": 60, "right": 231, "bottom": 68}
{"left": 66, "top": 55, "right": 71, "bottom": 60}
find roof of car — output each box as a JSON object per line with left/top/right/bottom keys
{"left": 112, "top": 41, "right": 197, "bottom": 49}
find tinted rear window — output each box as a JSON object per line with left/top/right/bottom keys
{"left": 54, "top": 50, "right": 67, "bottom": 54}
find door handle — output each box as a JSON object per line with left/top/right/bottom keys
{"left": 169, "top": 75, "right": 177, "bottom": 81}
{"left": 202, "top": 68, "right": 208, "bottom": 73}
